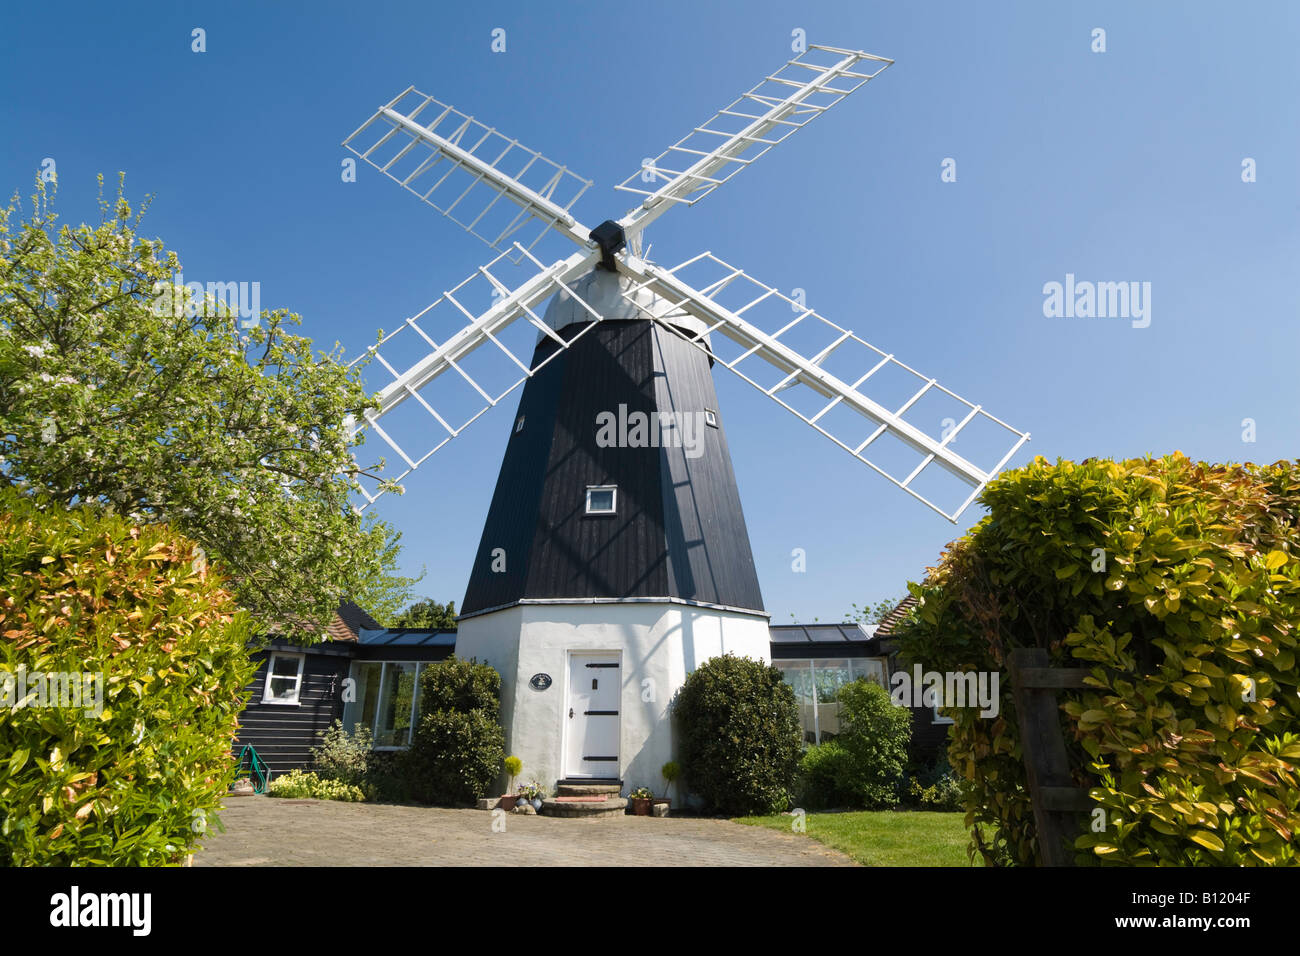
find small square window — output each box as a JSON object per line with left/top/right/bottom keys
{"left": 585, "top": 485, "right": 617, "bottom": 515}
{"left": 514, "top": 416, "right": 525, "bottom": 434}
{"left": 704, "top": 409, "right": 718, "bottom": 428}
{"left": 262, "top": 652, "right": 305, "bottom": 705}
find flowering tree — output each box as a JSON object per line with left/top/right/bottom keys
{"left": 0, "top": 178, "right": 417, "bottom": 634}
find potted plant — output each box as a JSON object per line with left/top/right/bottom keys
{"left": 657, "top": 761, "right": 680, "bottom": 812}
{"left": 628, "top": 786, "right": 654, "bottom": 815}
{"left": 519, "top": 779, "right": 546, "bottom": 811}
{"left": 500, "top": 755, "right": 524, "bottom": 809}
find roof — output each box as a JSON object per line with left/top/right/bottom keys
{"left": 873, "top": 595, "right": 919, "bottom": 637}
{"left": 768, "top": 622, "right": 877, "bottom": 645}
{"left": 325, "top": 601, "right": 384, "bottom": 643}
{"left": 356, "top": 628, "right": 457, "bottom": 648}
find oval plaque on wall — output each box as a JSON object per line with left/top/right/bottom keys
{"left": 529, "top": 673, "right": 552, "bottom": 691}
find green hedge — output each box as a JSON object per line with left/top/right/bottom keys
{"left": 895, "top": 453, "right": 1300, "bottom": 865}
{"left": 0, "top": 490, "right": 255, "bottom": 865}
{"left": 404, "top": 656, "right": 504, "bottom": 805}
{"left": 675, "top": 654, "right": 801, "bottom": 815}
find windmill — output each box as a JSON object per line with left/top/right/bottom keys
{"left": 342, "top": 43, "right": 1029, "bottom": 799}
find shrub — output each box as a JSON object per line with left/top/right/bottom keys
{"left": 903, "top": 756, "right": 965, "bottom": 811}
{"left": 905, "top": 775, "right": 964, "bottom": 811}
{"left": 0, "top": 490, "right": 256, "bottom": 865}
{"left": 404, "top": 656, "right": 505, "bottom": 805}
{"left": 834, "top": 678, "right": 912, "bottom": 809}
{"left": 406, "top": 710, "right": 505, "bottom": 805}
{"left": 361, "top": 749, "right": 410, "bottom": 804}
{"left": 311, "top": 720, "right": 371, "bottom": 789}
{"left": 797, "top": 740, "right": 854, "bottom": 809}
{"left": 661, "top": 760, "right": 681, "bottom": 797}
{"left": 674, "top": 654, "right": 802, "bottom": 815}
{"left": 895, "top": 453, "right": 1300, "bottom": 865}
{"left": 796, "top": 681, "right": 912, "bottom": 810}
{"left": 266, "top": 769, "right": 364, "bottom": 802}
{"left": 418, "top": 656, "right": 500, "bottom": 720}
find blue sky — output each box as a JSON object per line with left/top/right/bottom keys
{"left": 4, "top": 1, "right": 1297, "bottom": 622}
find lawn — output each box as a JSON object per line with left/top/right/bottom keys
{"left": 734, "top": 810, "right": 974, "bottom": 866}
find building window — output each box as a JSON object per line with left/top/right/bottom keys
{"left": 375, "top": 662, "right": 419, "bottom": 747}
{"left": 852, "top": 658, "right": 885, "bottom": 686}
{"left": 585, "top": 485, "right": 617, "bottom": 515}
{"left": 776, "top": 657, "right": 889, "bottom": 744}
{"left": 814, "top": 659, "right": 851, "bottom": 740}
{"left": 514, "top": 415, "right": 525, "bottom": 434}
{"left": 262, "top": 652, "right": 305, "bottom": 706}
{"left": 780, "top": 661, "right": 817, "bottom": 745}
{"left": 341, "top": 661, "right": 427, "bottom": 749}
{"left": 704, "top": 408, "right": 718, "bottom": 428}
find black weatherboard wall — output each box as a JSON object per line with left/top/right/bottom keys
{"left": 232, "top": 641, "right": 351, "bottom": 776}
{"left": 462, "top": 319, "right": 764, "bottom": 615}
{"left": 231, "top": 629, "right": 458, "bottom": 775}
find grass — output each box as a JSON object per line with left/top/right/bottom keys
{"left": 734, "top": 809, "right": 974, "bottom": 866}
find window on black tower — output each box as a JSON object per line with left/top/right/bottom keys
{"left": 585, "top": 485, "right": 617, "bottom": 515}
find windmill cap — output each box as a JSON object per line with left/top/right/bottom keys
{"left": 537, "top": 268, "right": 711, "bottom": 345}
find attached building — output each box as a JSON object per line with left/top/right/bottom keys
{"left": 232, "top": 598, "right": 949, "bottom": 782}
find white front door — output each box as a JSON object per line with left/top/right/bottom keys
{"left": 565, "top": 652, "right": 621, "bottom": 778}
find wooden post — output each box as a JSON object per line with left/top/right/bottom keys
{"left": 1007, "top": 648, "right": 1093, "bottom": 867}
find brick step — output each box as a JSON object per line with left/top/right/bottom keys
{"left": 539, "top": 796, "right": 628, "bottom": 819}
{"left": 555, "top": 781, "right": 622, "bottom": 798}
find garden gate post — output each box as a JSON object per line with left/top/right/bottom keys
{"left": 1006, "top": 648, "right": 1093, "bottom": 867}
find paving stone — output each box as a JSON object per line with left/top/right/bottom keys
{"left": 194, "top": 795, "right": 856, "bottom": 867}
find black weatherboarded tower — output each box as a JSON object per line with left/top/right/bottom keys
{"left": 461, "top": 270, "right": 765, "bottom": 617}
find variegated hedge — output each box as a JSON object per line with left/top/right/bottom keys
{"left": 894, "top": 453, "right": 1300, "bottom": 866}
{"left": 0, "top": 489, "right": 255, "bottom": 865}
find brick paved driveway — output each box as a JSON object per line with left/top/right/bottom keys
{"left": 194, "top": 796, "right": 856, "bottom": 867}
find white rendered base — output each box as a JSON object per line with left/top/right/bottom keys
{"left": 455, "top": 601, "right": 771, "bottom": 794}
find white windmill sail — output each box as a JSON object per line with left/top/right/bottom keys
{"left": 347, "top": 243, "right": 602, "bottom": 509}
{"left": 343, "top": 87, "right": 595, "bottom": 256}
{"left": 618, "top": 252, "right": 1030, "bottom": 522}
{"left": 615, "top": 44, "right": 892, "bottom": 238}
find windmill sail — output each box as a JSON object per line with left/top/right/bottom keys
{"left": 348, "top": 244, "right": 602, "bottom": 509}
{"left": 344, "top": 88, "right": 595, "bottom": 256}
{"left": 615, "top": 44, "right": 892, "bottom": 237}
{"left": 619, "top": 252, "right": 1030, "bottom": 522}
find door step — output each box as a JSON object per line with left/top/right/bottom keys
{"left": 554, "top": 779, "right": 622, "bottom": 798}
{"left": 539, "top": 796, "right": 627, "bottom": 818}
{"left": 540, "top": 778, "right": 626, "bottom": 817}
